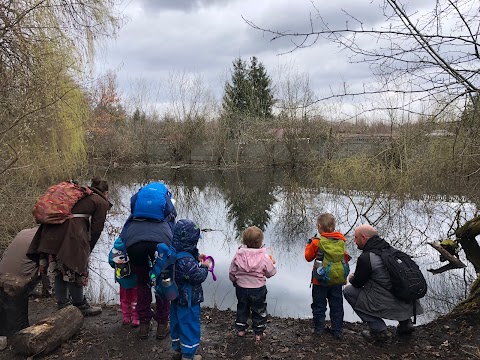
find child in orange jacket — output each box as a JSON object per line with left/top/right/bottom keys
{"left": 304, "top": 213, "right": 349, "bottom": 338}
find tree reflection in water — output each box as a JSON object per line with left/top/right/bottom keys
{"left": 88, "top": 166, "right": 477, "bottom": 321}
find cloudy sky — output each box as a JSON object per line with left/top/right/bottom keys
{"left": 95, "top": 0, "right": 434, "bottom": 117}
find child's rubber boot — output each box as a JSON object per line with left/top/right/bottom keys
{"left": 131, "top": 308, "right": 140, "bottom": 328}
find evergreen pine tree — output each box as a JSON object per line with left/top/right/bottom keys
{"left": 222, "top": 56, "right": 274, "bottom": 138}
{"left": 248, "top": 56, "right": 274, "bottom": 118}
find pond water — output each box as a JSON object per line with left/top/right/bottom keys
{"left": 86, "top": 166, "right": 478, "bottom": 325}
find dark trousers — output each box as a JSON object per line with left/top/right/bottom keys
{"left": 343, "top": 285, "right": 386, "bottom": 332}
{"left": 235, "top": 285, "right": 267, "bottom": 335}
{"left": 127, "top": 241, "right": 170, "bottom": 324}
{"left": 54, "top": 275, "right": 84, "bottom": 305}
{"left": 311, "top": 284, "right": 344, "bottom": 335}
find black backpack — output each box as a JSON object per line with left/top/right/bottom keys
{"left": 371, "top": 247, "right": 427, "bottom": 303}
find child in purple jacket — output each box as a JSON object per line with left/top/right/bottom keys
{"left": 229, "top": 226, "right": 277, "bottom": 342}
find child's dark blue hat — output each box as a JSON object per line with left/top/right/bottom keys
{"left": 173, "top": 219, "right": 202, "bottom": 246}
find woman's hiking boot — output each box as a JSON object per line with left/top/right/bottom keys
{"left": 397, "top": 319, "right": 415, "bottom": 335}
{"left": 138, "top": 322, "right": 151, "bottom": 339}
{"left": 73, "top": 299, "right": 102, "bottom": 316}
{"left": 156, "top": 322, "right": 170, "bottom": 339}
{"left": 57, "top": 301, "right": 72, "bottom": 310}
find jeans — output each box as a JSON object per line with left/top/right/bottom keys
{"left": 311, "top": 284, "right": 344, "bottom": 335}
{"left": 343, "top": 285, "right": 387, "bottom": 332}
{"left": 235, "top": 285, "right": 267, "bottom": 334}
{"left": 127, "top": 241, "right": 170, "bottom": 324}
{"left": 54, "top": 275, "right": 84, "bottom": 305}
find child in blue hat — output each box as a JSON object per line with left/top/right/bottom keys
{"left": 170, "top": 219, "right": 211, "bottom": 360}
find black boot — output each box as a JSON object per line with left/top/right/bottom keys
{"left": 73, "top": 298, "right": 102, "bottom": 316}
{"left": 397, "top": 319, "right": 415, "bottom": 335}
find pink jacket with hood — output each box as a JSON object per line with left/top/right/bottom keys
{"left": 229, "top": 245, "right": 277, "bottom": 288}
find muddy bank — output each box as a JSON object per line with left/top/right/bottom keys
{"left": 0, "top": 297, "right": 478, "bottom": 359}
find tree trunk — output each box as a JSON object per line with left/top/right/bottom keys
{"left": 451, "top": 215, "right": 480, "bottom": 313}
{"left": 10, "top": 305, "right": 84, "bottom": 356}
{"left": 0, "top": 273, "right": 37, "bottom": 336}
{"left": 455, "top": 214, "right": 480, "bottom": 273}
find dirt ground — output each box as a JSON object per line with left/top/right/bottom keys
{"left": 0, "top": 296, "right": 479, "bottom": 360}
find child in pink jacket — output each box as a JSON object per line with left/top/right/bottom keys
{"left": 229, "top": 226, "right": 277, "bottom": 342}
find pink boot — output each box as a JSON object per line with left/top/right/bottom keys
{"left": 120, "top": 286, "right": 132, "bottom": 325}
{"left": 130, "top": 287, "right": 140, "bottom": 327}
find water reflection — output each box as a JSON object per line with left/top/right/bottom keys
{"left": 86, "top": 166, "right": 477, "bottom": 324}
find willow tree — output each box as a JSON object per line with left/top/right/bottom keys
{"left": 0, "top": 0, "right": 121, "bottom": 178}
{"left": 0, "top": 1, "right": 120, "bottom": 244}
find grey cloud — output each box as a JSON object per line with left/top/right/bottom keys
{"left": 102, "top": 0, "right": 439, "bottom": 110}
{"left": 137, "top": 0, "right": 234, "bottom": 12}
{"left": 241, "top": 1, "right": 389, "bottom": 56}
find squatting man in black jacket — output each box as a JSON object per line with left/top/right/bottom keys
{"left": 343, "top": 224, "right": 423, "bottom": 341}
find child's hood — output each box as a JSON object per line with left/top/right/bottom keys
{"left": 234, "top": 246, "right": 269, "bottom": 271}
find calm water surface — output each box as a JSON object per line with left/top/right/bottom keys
{"left": 86, "top": 167, "right": 478, "bottom": 325}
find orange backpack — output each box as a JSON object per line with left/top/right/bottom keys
{"left": 32, "top": 181, "right": 93, "bottom": 224}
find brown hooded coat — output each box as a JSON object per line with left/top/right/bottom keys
{"left": 27, "top": 187, "right": 112, "bottom": 274}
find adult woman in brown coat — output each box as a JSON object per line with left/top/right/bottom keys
{"left": 28, "top": 177, "right": 112, "bottom": 316}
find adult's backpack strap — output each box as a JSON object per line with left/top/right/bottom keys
{"left": 413, "top": 301, "right": 417, "bottom": 324}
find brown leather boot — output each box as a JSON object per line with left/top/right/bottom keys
{"left": 138, "top": 322, "right": 150, "bottom": 339}
{"left": 156, "top": 322, "right": 170, "bottom": 339}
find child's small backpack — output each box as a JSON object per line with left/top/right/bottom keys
{"left": 149, "top": 243, "right": 193, "bottom": 301}
{"left": 313, "top": 236, "right": 350, "bottom": 286}
{"left": 108, "top": 237, "right": 137, "bottom": 289}
{"left": 32, "top": 180, "right": 93, "bottom": 224}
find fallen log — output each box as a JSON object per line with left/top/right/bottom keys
{"left": 427, "top": 241, "right": 467, "bottom": 274}
{"left": 0, "top": 273, "right": 37, "bottom": 336}
{"left": 11, "top": 305, "right": 84, "bottom": 356}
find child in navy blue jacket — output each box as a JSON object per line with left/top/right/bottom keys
{"left": 170, "top": 219, "right": 211, "bottom": 360}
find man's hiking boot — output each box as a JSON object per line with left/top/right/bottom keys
{"left": 73, "top": 299, "right": 102, "bottom": 316}
{"left": 324, "top": 326, "right": 342, "bottom": 339}
{"left": 156, "top": 322, "right": 170, "bottom": 339}
{"left": 397, "top": 319, "right": 415, "bottom": 335}
{"left": 362, "top": 329, "right": 390, "bottom": 342}
{"left": 138, "top": 322, "right": 151, "bottom": 339}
